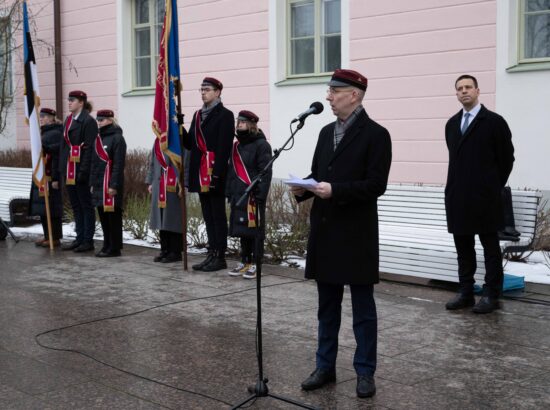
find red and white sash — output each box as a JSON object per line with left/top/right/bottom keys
{"left": 63, "top": 115, "right": 81, "bottom": 185}
{"left": 154, "top": 138, "right": 178, "bottom": 208}
{"left": 194, "top": 111, "right": 215, "bottom": 192}
{"left": 94, "top": 135, "right": 115, "bottom": 212}
{"left": 232, "top": 141, "right": 256, "bottom": 228}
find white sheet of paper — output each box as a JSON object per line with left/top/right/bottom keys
{"left": 283, "top": 174, "right": 319, "bottom": 189}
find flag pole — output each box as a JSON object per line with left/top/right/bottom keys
{"left": 174, "top": 78, "right": 188, "bottom": 271}
{"left": 43, "top": 166, "right": 54, "bottom": 250}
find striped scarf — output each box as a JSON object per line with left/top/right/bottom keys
{"left": 333, "top": 105, "right": 364, "bottom": 151}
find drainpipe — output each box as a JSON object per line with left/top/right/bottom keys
{"left": 53, "top": 0, "right": 62, "bottom": 118}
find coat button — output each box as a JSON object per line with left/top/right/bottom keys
{"left": 321, "top": 217, "right": 326, "bottom": 222}
{"left": 328, "top": 166, "right": 332, "bottom": 171}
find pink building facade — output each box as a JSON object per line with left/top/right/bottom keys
{"left": 3, "top": 0, "right": 550, "bottom": 193}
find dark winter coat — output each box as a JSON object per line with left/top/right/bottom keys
{"left": 182, "top": 102, "right": 234, "bottom": 194}
{"left": 444, "top": 105, "right": 515, "bottom": 235}
{"left": 226, "top": 130, "right": 273, "bottom": 238}
{"left": 297, "top": 110, "right": 392, "bottom": 285}
{"left": 90, "top": 124, "right": 127, "bottom": 209}
{"left": 29, "top": 123, "right": 64, "bottom": 218}
{"left": 57, "top": 109, "right": 98, "bottom": 184}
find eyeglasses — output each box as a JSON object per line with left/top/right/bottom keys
{"left": 96, "top": 118, "right": 108, "bottom": 122}
{"left": 199, "top": 87, "right": 215, "bottom": 93}
{"left": 326, "top": 87, "right": 353, "bottom": 95}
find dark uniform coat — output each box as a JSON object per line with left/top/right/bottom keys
{"left": 29, "top": 123, "right": 64, "bottom": 218}
{"left": 444, "top": 105, "right": 515, "bottom": 235}
{"left": 89, "top": 124, "right": 127, "bottom": 209}
{"left": 298, "top": 110, "right": 392, "bottom": 285}
{"left": 56, "top": 109, "right": 98, "bottom": 184}
{"left": 183, "top": 102, "right": 234, "bottom": 193}
{"left": 225, "top": 130, "right": 273, "bottom": 237}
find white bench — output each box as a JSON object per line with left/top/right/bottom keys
{"left": 0, "top": 166, "right": 33, "bottom": 225}
{"left": 378, "top": 184, "right": 541, "bottom": 284}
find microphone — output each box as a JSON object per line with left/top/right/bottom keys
{"left": 291, "top": 102, "right": 324, "bottom": 123}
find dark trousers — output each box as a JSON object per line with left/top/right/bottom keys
{"left": 40, "top": 216, "right": 63, "bottom": 240}
{"left": 316, "top": 281, "right": 377, "bottom": 376}
{"left": 97, "top": 206, "right": 123, "bottom": 252}
{"left": 240, "top": 236, "right": 265, "bottom": 263}
{"left": 159, "top": 230, "right": 183, "bottom": 255}
{"left": 199, "top": 192, "right": 227, "bottom": 252}
{"left": 66, "top": 183, "right": 95, "bottom": 244}
{"left": 453, "top": 233, "right": 503, "bottom": 298}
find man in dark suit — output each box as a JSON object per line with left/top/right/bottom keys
{"left": 444, "top": 74, "right": 515, "bottom": 314}
{"left": 57, "top": 90, "right": 98, "bottom": 252}
{"left": 182, "top": 77, "right": 234, "bottom": 271}
{"left": 291, "top": 69, "right": 392, "bottom": 398}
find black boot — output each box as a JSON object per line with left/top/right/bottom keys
{"left": 192, "top": 249, "right": 214, "bottom": 271}
{"left": 201, "top": 250, "right": 227, "bottom": 272}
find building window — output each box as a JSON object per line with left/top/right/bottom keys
{"left": 0, "top": 17, "right": 12, "bottom": 98}
{"left": 520, "top": 0, "right": 550, "bottom": 62}
{"left": 288, "top": 0, "right": 341, "bottom": 77}
{"left": 132, "top": 0, "right": 165, "bottom": 88}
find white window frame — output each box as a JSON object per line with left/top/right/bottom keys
{"left": 131, "top": 0, "right": 164, "bottom": 90}
{"left": 286, "top": 0, "right": 341, "bottom": 78}
{"left": 0, "top": 17, "right": 12, "bottom": 99}
{"left": 518, "top": 0, "right": 550, "bottom": 63}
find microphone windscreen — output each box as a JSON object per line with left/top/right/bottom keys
{"left": 310, "top": 101, "right": 324, "bottom": 114}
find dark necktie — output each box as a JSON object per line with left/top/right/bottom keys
{"left": 461, "top": 112, "right": 471, "bottom": 135}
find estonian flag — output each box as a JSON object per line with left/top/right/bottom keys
{"left": 23, "top": 0, "right": 44, "bottom": 190}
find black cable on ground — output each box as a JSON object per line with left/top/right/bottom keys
{"left": 35, "top": 278, "right": 309, "bottom": 409}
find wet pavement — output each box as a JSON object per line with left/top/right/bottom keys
{"left": 1, "top": 238, "right": 550, "bottom": 409}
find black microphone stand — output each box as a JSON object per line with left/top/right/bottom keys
{"left": 230, "top": 120, "right": 318, "bottom": 410}
{"left": 0, "top": 217, "right": 19, "bottom": 242}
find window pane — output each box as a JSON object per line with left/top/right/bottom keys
{"left": 135, "top": 0, "right": 149, "bottom": 24}
{"left": 135, "top": 28, "right": 151, "bottom": 57}
{"left": 321, "top": 35, "right": 341, "bottom": 72}
{"left": 136, "top": 57, "right": 151, "bottom": 87}
{"left": 525, "top": 13, "right": 550, "bottom": 58}
{"left": 323, "top": 0, "right": 341, "bottom": 34}
{"left": 526, "top": 0, "right": 550, "bottom": 12}
{"left": 291, "top": 1, "right": 314, "bottom": 37}
{"left": 156, "top": 0, "right": 166, "bottom": 24}
{"left": 291, "top": 38, "right": 314, "bottom": 74}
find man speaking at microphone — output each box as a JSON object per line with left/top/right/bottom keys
{"left": 290, "top": 69, "right": 392, "bottom": 398}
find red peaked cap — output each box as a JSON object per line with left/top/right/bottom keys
{"left": 237, "top": 110, "right": 259, "bottom": 123}
{"left": 68, "top": 90, "right": 87, "bottom": 99}
{"left": 40, "top": 107, "right": 56, "bottom": 116}
{"left": 328, "top": 69, "right": 368, "bottom": 91}
{"left": 202, "top": 77, "right": 223, "bottom": 90}
{"left": 96, "top": 109, "right": 114, "bottom": 119}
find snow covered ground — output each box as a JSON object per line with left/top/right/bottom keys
{"left": 8, "top": 223, "right": 550, "bottom": 285}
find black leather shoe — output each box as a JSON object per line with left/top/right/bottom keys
{"left": 96, "top": 250, "right": 121, "bottom": 258}
{"left": 201, "top": 253, "right": 227, "bottom": 272}
{"left": 356, "top": 375, "right": 376, "bottom": 398}
{"left": 73, "top": 242, "right": 94, "bottom": 253}
{"left": 61, "top": 240, "right": 81, "bottom": 251}
{"left": 154, "top": 251, "right": 168, "bottom": 262}
{"left": 301, "top": 368, "right": 336, "bottom": 391}
{"left": 472, "top": 296, "right": 500, "bottom": 314}
{"left": 161, "top": 253, "right": 182, "bottom": 263}
{"left": 192, "top": 250, "right": 214, "bottom": 270}
{"left": 445, "top": 294, "right": 475, "bottom": 310}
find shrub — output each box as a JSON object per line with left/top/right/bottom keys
{"left": 123, "top": 194, "right": 151, "bottom": 240}
{"left": 124, "top": 149, "right": 150, "bottom": 202}
{"left": 0, "top": 149, "right": 32, "bottom": 167}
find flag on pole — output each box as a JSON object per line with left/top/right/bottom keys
{"left": 152, "top": 0, "right": 182, "bottom": 169}
{"left": 22, "top": 0, "right": 44, "bottom": 190}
